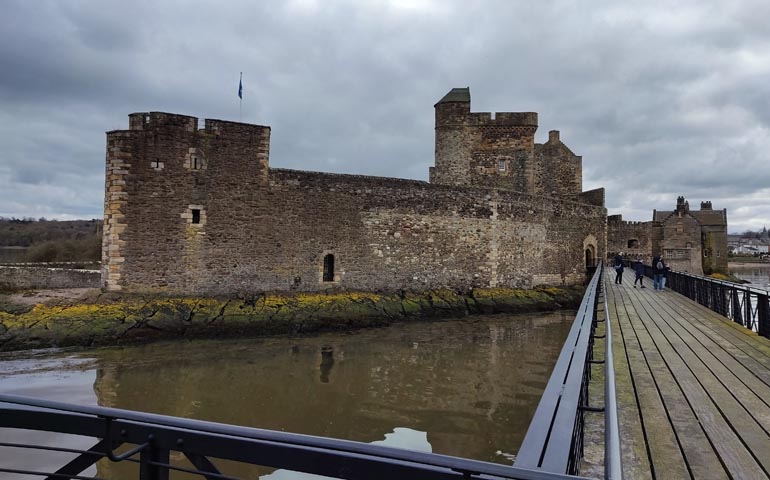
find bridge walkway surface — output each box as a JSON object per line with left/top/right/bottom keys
{"left": 607, "top": 272, "right": 770, "bottom": 480}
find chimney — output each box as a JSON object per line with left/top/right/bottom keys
{"left": 548, "top": 130, "right": 560, "bottom": 142}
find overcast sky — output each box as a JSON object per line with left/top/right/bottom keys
{"left": 1, "top": 0, "right": 768, "bottom": 232}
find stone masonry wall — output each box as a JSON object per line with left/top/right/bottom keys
{"left": 656, "top": 214, "right": 702, "bottom": 274}
{"left": 431, "top": 95, "right": 581, "bottom": 201}
{"left": 534, "top": 131, "right": 582, "bottom": 198}
{"left": 103, "top": 112, "right": 270, "bottom": 292}
{"left": 607, "top": 215, "right": 653, "bottom": 260}
{"left": 431, "top": 97, "right": 539, "bottom": 194}
{"left": 104, "top": 93, "right": 608, "bottom": 296}
{"left": 110, "top": 150, "right": 606, "bottom": 295}
{"left": 0, "top": 266, "right": 100, "bottom": 290}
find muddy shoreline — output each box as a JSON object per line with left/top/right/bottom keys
{"left": 0, "top": 286, "right": 585, "bottom": 352}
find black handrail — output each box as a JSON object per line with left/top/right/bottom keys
{"left": 0, "top": 392, "right": 594, "bottom": 479}
{"left": 666, "top": 269, "right": 770, "bottom": 338}
{"left": 623, "top": 260, "right": 770, "bottom": 339}
{"left": 515, "top": 262, "right": 621, "bottom": 478}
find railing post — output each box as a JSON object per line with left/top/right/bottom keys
{"left": 746, "top": 291, "right": 754, "bottom": 331}
{"left": 717, "top": 284, "right": 727, "bottom": 316}
{"left": 732, "top": 288, "right": 743, "bottom": 326}
{"left": 758, "top": 293, "right": 770, "bottom": 339}
{"left": 139, "top": 439, "right": 169, "bottom": 480}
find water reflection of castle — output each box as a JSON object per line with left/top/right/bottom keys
{"left": 92, "top": 314, "right": 571, "bottom": 475}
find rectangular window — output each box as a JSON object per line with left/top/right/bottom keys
{"left": 498, "top": 160, "right": 506, "bottom": 171}
{"left": 192, "top": 157, "right": 200, "bottom": 170}
{"left": 192, "top": 209, "right": 201, "bottom": 224}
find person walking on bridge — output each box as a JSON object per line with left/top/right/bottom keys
{"left": 614, "top": 253, "right": 624, "bottom": 285}
{"left": 633, "top": 259, "right": 646, "bottom": 288}
{"left": 661, "top": 261, "right": 670, "bottom": 290}
{"left": 652, "top": 254, "right": 664, "bottom": 290}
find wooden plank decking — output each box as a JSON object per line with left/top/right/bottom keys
{"left": 607, "top": 273, "right": 770, "bottom": 480}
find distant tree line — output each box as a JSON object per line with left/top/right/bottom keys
{"left": 0, "top": 218, "right": 102, "bottom": 262}
{"left": 739, "top": 229, "right": 768, "bottom": 239}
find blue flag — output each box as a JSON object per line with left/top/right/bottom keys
{"left": 238, "top": 73, "right": 243, "bottom": 99}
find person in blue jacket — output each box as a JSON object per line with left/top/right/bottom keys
{"left": 613, "top": 253, "right": 624, "bottom": 285}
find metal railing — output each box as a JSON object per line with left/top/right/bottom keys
{"left": 515, "top": 262, "right": 622, "bottom": 479}
{"left": 0, "top": 394, "right": 595, "bottom": 480}
{"left": 665, "top": 269, "right": 770, "bottom": 338}
{"left": 0, "top": 265, "right": 622, "bottom": 479}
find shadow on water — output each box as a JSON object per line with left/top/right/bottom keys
{"left": 0, "top": 310, "right": 574, "bottom": 479}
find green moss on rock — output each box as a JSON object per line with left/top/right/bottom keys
{"left": 0, "top": 285, "right": 585, "bottom": 352}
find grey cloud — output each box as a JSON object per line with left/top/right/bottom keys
{"left": 1, "top": 0, "right": 769, "bottom": 233}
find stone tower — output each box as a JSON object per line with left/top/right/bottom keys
{"left": 429, "top": 87, "right": 539, "bottom": 192}
{"left": 429, "top": 88, "right": 582, "bottom": 199}
{"left": 102, "top": 112, "right": 271, "bottom": 291}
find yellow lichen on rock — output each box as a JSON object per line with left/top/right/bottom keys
{"left": 0, "top": 285, "right": 585, "bottom": 351}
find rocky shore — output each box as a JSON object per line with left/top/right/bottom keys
{"left": 0, "top": 286, "right": 584, "bottom": 352}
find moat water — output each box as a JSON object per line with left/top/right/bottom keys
{"left": 731, "top": 264, "right": 770, "bottom": 290}
{"left": 0, "top": 310, "right": 573, "bottom": 479}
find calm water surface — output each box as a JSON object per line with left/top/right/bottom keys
{"left": 731, "top": 264, "right": 770, "bottom": 290}
{"left": 0, "top": 311, "right": 573, "bottom": 478}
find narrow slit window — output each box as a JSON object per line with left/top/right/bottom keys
{"left": 192, "top": 157, "right": 200, "bottom": 170}
{"left": 192, "top": 209, "right": 201, "bottom": 224}
{"left": 323, "top": 254, "right": 335, "bottom": 282}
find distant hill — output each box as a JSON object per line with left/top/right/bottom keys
{"left": 0, "top": 218, "right": 102, "bottom": 262}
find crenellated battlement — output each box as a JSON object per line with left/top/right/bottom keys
{"left": 466, "top": 111, "right": 538, "bottom": 127}
{"left": 127, "top": 112, "right": 197, "bottom": 131}
{"left": 124, "top": 112, "right": 270, "bottom": 138}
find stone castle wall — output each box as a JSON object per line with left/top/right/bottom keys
{"left": 534, "top": 131, "right": 582, "bottom": 198}
{"left": 103, "top": 91, "right": 607, "bottom": 295}
{"left": 0, "top": 266, "right": 100, "bottom": 290}
{"left": 607, "top": 215, "right": 653, "bottom": 260}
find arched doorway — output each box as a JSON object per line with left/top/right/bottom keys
{"left": 585, "top": 246, "right": 596, "bottom": 268}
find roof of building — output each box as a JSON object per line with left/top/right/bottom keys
{"left": 653, "top": 209, "right": 726, "bottom": 226}
{"left": 436, "top": 87, "right": 471, "bottom": 104}
{"left": 690, "top": 209, "right": 726, "bottom": 226}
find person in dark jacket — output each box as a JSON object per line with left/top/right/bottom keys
{"left": 633, "top": 259, "right": 645, "bottom": 288}
{"left": 613, "top": 253, "right": 624, "bottom": 285}
{"left": 652, "top": 254, "right": 664, "bottom": 290}
{"left": 661, "top": 261, "right": 670, "bottom": 290}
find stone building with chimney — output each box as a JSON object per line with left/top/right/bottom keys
{"left": 607, "top": 196, "right": 728, "bottom": 275}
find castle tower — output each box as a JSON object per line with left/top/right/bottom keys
{"left": 102, "top": 113, "right": 271, "bottom": 292}
{"left": 429, "top": 87, "right": 538, "bottom": 193}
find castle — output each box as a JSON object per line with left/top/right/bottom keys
{"left": 607, "top": 196, "right": 728, "bottom": 274}
{"left": 101, "top": 87, "right": 609, "bottom": 294}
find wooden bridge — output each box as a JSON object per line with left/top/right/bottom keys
{"left": 607, "top": 273, "right": 770, "bottom": 479}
